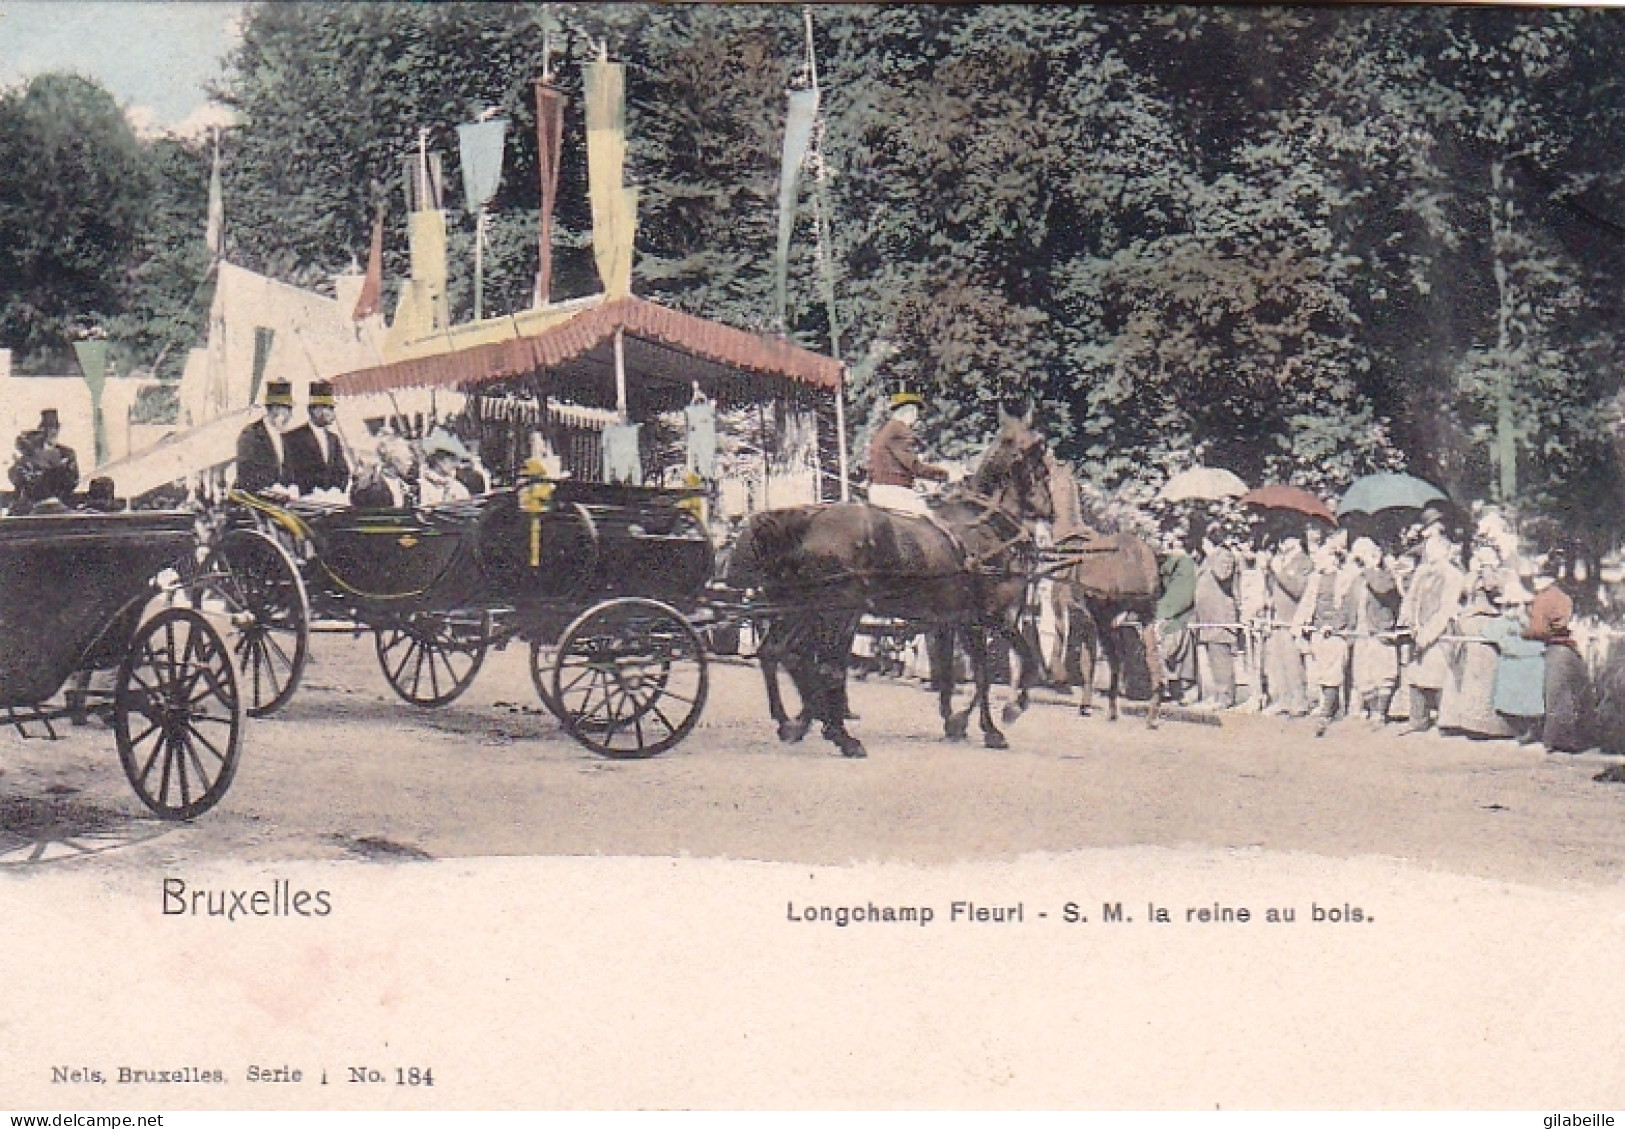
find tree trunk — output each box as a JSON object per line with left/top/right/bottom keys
{"left": 1490, "top": 159, "right": 1518, "bottom": 505}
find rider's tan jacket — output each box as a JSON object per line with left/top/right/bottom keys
{"left": 868, "top": 418, "right": 948, "bottom": 488}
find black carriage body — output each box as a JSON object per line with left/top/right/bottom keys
{"left": 215, "top": 482, "right": 716, "bottom": 746}
{"left": 233, "top": 482, "right": 712, "bottom": 628}
{"left": 299, "top": 503, "right": 486, "bottom": 618}
{"left": 476, "top": 481, "right": 714, "bottom": 616}
{"left": 0, "top": 510, "right": 246, "bottom": 821}
{"left": 0, "top": 512, "right": 194, "bottom": 706}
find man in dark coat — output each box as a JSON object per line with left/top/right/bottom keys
{"left": 235, "top": 380, "right": 295, "bottom": 493}
{"left": 9, "top": 409, "right": 79, "bottom": 511}
{"left": 283, "top": 381, "right": 351, "bottom": 494}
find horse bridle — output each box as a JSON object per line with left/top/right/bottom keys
{"left": 947, "top": 485, "right": 1043, "bottom": 572}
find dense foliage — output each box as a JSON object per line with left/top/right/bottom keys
{"left": 0, "top": 75, "right": 154, "bottom": 370}
{"left": 5, "top": 3, "right": 1625, "bottom": 569}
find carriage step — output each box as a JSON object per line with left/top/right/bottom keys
{"left": 309, "top": 619, "right": 367, "bottom": 634}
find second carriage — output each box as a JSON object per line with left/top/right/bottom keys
{"left": 0, "top": 509, "right": 246, "bottom": 819}
{"left": 206, "top": 295, "right": 847, "bottom": 758}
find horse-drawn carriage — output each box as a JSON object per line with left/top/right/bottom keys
{"left": 203, "top": 295, "right": 845, "bottom": 758}
{"left": 0, "top": 510, "right": 245, "bottom": 819}
{"left": 205, "top": 477, "right": 715, "bottom": 757}
{"left": 185, "top": 290, "right": 1138, "bottom": 763}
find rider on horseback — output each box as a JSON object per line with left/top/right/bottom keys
{"left": 867, "top": 387, "right": 950, "bottom": 515}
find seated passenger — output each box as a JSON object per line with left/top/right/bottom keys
{"left": 284, "top": 381, "right": 351, "bottom": 496}
{"left": 419, "top": 430, "right": 473, "bottom": 506}
{"left": 236, "top": 381, "right": 296, "bottom": 495}
{"left": 455, "top": 449, "right": 489, "bottom": 496}
{"left": 9, "top": 409, "right": 81, "bottom": 513}
{"left": 349, "top": 435, "right": 416, "bottom": 508}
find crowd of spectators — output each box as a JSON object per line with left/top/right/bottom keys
{"left": 1138, "top": 505, "right": 1621, "bottom": 754}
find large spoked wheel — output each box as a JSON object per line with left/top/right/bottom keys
{"left": 375, "top": 613, "right": 489, "bottom": 707}
{"left": 528, "top": 639, "right": 567, "bottom": 723}
{"left": 200, "top": 528, "right": 309, "bottom": 717}
{"left": 550, "top": 598, "right": 708, "bottom": 759}
{"left": 114, "top": 607, "right": 245, "bottom": 821}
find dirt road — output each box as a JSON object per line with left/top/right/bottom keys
{"left": 3, "top": 632, "right": 1622, "bottom": 888}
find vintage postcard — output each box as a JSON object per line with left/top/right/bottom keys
{"left": 1, "top": 1, "right": 1624, "bottom": 1113}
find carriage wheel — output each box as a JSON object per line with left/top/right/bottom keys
{"left": 114, "top": 607, "right": 245, "bottom": 821}
{"left": 375, "top": 613, "right": 488, "bottom": 707}
{"left": 550, "top": 598, "right": 708, "bottom": 759}
{"left": 200, "top": 528, "right": 309, "bottom": 717}
{"left": 528, "top": 639, "right": 567, "bottom": 723}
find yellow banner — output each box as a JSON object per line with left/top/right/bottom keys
{"left": 594, "top": 186, "right": 638, "bottom": 299}
{"left": 408, "top": 209, "right": 449, "bottom": 331}
{"left": 586, "top": 61, "right": 634, "bottom": 296}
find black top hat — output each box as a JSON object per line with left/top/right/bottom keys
{"left": 38, "top": 409, "right": 60, "bottom": 431}
{"left": 308, "top": 381, "right": 335, "bottom": 408}
{"left": 264, "top": 380, "right": 294, "bottom": 408}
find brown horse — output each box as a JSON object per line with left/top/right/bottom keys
{"left": 1044, "top": 462, "right": 1165, "bottom": 728}
{"left": 727, "top": 417, "right": 1054, "bottom": 758}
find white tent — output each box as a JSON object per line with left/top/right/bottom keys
{"left": 179, "top": 262, "right": 387, "bottom": 428}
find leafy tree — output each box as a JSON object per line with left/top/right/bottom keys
{"left": 107, "top": 136, "right": 213, "bottom": 380}
{"left": 218, "top": 3, "right": 567, "bottom": 311}
{"left": 622, "top": 4, "right": 805, "bottom": 329}
{"left": 103, "top": 2, "right": 1625, "bottom": 572}
{"left": 0, "top": 74, "right": 153, "bottom": 367}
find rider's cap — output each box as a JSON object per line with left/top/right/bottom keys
{"left": 890, "top": 388, "right": 924, "bottom": 410}
{"left": 263, "top": 380, "right": 294, "bottom": 408}
{"left": 307, "top": 380, "right": 336, "bottom": 408}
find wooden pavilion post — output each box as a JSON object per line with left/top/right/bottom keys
{"left": 613, "top": 326, "right": 628, "bottom": 421}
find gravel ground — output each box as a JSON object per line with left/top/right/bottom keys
{"left": 1, "top": 632, "right": 1621, "bottom": 889}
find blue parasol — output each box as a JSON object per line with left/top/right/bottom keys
{"left": 1335, "top": 472, "right": 1448, "bottom": 517}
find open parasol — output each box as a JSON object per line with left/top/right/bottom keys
{"left": 1335, "top": 472, "right": 1448, "bottom": 517}
{"left": 1239, "top": 484, "right": 1337, "bottom": 526}
{"left": 1157, "top": 466, "right": 1247, "bottom": 503}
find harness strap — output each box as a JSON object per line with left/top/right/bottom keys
{"left": 917, "top": 511, "right": 972, "bottom": 570}
{"left": 939, "top": 487, "right": 1035, "bottom": 571}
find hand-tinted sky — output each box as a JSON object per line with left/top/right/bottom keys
{"left": 0, "top": 1, "right": 243, "bottom": 135}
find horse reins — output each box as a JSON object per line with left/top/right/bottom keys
{"left": 941, "top": 481, "right": 1044, "bottom": 573}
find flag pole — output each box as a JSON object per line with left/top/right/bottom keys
{"left": 804, "top": 6, "right": 849, "bottom": 500}
{"left": 534, "top": 31, "right": 555, "bottom": 307}
{"left": 474, "top": 207, "right": 485, "bottom": 322}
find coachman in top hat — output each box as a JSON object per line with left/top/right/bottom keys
{"left": 235, "top": 380, "right": 295, "bottom": 493}
{"left": 8, "top": 408, "right": 80, "bottom": 512}
{"left": 284, "top": 381, "right": 351, "bottom": 494}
